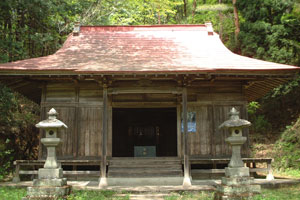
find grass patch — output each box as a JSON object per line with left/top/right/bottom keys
{"left": 0, "top": 187, "right": 129, "bottom": 200}
{"left": 275, "top": 168, "right": 300, "bottom": 178}
{"left": 165, "top": 191, "right": 214, "bottom": 200}
{"left": 0, "top": 185, "right": 300, "bottom": 200}
{"left": 253, "top": 185, "right": 300, "bottom": 200}
{"left": 0, "top": 187, "right": 26, "bottom": 200}
{"left": 67, "top": 190, "right": 129, "bottom": 200}
{"left": 165, "top": 186, "right": 300, "bottom": 200}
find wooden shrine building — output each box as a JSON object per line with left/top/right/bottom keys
{"left": 0, "top": 23, "right": 299, "bottom": 186}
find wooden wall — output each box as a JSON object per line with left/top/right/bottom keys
{"left": 40, "top": 81, "right": 103, "bottom": 159}
{"left": 187, "top": 105, "right": 249, "bottom": 158}
{"left": 187, "top": 80, "right": 249, "bottom": 158}
{"left": 39, "top": 79, "right": 249, "bottom": 159}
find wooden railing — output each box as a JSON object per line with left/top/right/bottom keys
{"left": 12, "top": 157, "right": 274, "bottom": 183}
{"left": 189, "top": 157, "right": 274, "bottom": 180}
{"left": 12, "top": 160, "right": 104, "bottom": 182}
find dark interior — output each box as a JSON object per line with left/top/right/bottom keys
{"left": 112, "top": 108, "right": 177, "bottom": 157}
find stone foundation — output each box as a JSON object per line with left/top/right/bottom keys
{"left": 23, "top": 169, "right": 71, "bottom": 199}
{"left": 23, "top": 178, "right": 71, "bottom": 200}
{"left": 38, "top": 168, "right": 63, "bottom": 179}
{"left": 215, "top": 168, "right": 261, "bottom": 200}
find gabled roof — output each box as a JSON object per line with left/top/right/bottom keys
{"left": 0, "top": 24, "right": 298, "bottom": 75}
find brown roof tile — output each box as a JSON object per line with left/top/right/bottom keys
{"left": 0, "top": 24, "right": 298, "bottom": 74}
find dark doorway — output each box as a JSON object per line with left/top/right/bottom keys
{"left": 112, "top": 108, "right": 177, "bottom": 157}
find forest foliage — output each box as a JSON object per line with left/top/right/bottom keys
{"left": 0, "top": 0, "right": 300, "bottom": 176}
{"left": 1, "top": 0, "right": 299, "bottom": 66}
{"left": 0, "top": 84, "right": 39, "bottom": 179}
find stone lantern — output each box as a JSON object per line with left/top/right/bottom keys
{"left": 215, "top": 107, "right": 260, "bottom": 200}
{"left": 219, "top": 107, "right": 251, "bottom": 176}
{"left": 24, "top": 108, "right": 71, "bottom": 199}
{"left": 36, "top": 108, "right": 67, "bottom": 178}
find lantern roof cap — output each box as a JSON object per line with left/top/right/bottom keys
{"left": 219, "top": 107, "right": 251, "bottom": 129}
{"left": 36, "top": 108, "right": 68, "bottom": 129}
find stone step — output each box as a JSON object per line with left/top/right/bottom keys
{"left": 108, "top": 170, "right": 183, "bottom": 178}
{"left": 107, "top": 177, "right": 183, "bottom": 186}
{"left": 109, "top": 165, "right": 182, "bottom": 170}
{"left": 109, "top": 160, "right": 182, "bottom": 166}
{"left": 108, "top": 165, "right": 182, "bottom": 174}
{"left": 108, "top": 157, "right": 183, "bottom": 178}
{"left": 108, "top": 168, "right": 182, "bottom": 173}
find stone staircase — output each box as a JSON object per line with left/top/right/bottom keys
{"left": 107, "top": 157, "right": 183, "bottom": 186}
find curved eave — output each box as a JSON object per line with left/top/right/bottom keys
{"left": 0, "top": 68, "right": 298, "bottom": 76}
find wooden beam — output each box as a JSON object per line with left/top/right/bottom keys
{"left": 19, "top": 170, "right": 101, "bottom": 176}
{"left": 108, "top": 87, "right": 182, "bottom": 94}
{"left": 182, "top": 87, "right": 191, "bottom": 186}
{"left": 41, "top": 102, "right": 103, "bottom": 107}
{"left": 111, "top": 102, "right": 177, "bottom": 108}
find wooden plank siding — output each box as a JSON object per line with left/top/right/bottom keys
{"left": 39, "top": 80, "right": 250, "bottom": 160}
{"left": 187, "top": 106, "right": 213, "bottom": 156}
{"left": 187, "top": 80, "right": 249, "bottom": 158}
{"left": 40, "top": 81, "right": 103, "bottom": 160}
{"left": 41, "top": 107, "right": 76, "bottom": 159}
{"left": 78, "top": 107, "right": 102, "bottom": 157}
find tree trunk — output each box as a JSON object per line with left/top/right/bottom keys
{"left": 183, "top": 0, "right": 187, "bottom": 18}
{"left": 192, "top": 0, "right": 197, "bottom": 23}
{"left": 232, "top": 0, "right": 240, "bottom": 42}
{"left": 219, "top": 0, "right": 223, "bottom": 40}
{"left": 8, "top": 14, "right": 12, "bottom": 62}
{"left": 157, "top": 4, "right": 161, "bottom": 24}
{"left": 157, "top": 13, "right": 161, "bottom": 24}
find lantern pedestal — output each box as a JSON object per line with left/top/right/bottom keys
{"left": 225, "top": 167, "right": 249, "bottom": 177}
{"left": 216, "top": 176, "right": 261, "bottom": 200}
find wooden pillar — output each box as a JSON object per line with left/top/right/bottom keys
{"left": 12, "top": 162, "right": 20, "bottom": 183}
{"left": 182, "top": 87, "right": 191, "bottom": 186}
{"left": 177, "top": 104, "right": 182, "bottom": 158}
{"left": 73, "top": 82, "right": 79, "bottom": 158}
{"left": 99, "top": 84, "right": 108, "bottom": 187}
{"left": 38, "top": 82, "right": 47, "bottom": 160}
{"left": 266, "top": 160, "right": 274, "bottom": 180}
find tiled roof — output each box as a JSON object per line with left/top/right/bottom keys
{"left": 0, "top": 24, "right": 298, "bottom": 74}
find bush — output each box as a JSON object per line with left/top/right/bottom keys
{"left": 247, "top": 101, "right": 272, "bottom": 142}
{"left": 0, "top": 140, "right": 13, "bottom": 180}
{"left": 273, "top": 117, "right": 300, "bottom": 171}
{"left": 0, "top": 84, "right": 40, "bottom": 180}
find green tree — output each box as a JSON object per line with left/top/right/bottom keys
{"left": 0, "top": 84, "right": 40, "bottom": 179}
{"left": 237, "top": 0, "right": 300, "bottom": 66}
{"left": 194, "top": 0, "right": 237, "bottom": 50}
{"left": 0, "top": 0, "right": 94, "bottom": 63}
{"left": 79, "top": 0, "right": 183, "bottom": 25}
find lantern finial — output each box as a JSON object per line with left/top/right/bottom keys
{"left": 229, "top": 107, "right": 239, "bottom": 120}
{"left": 48, "top": 108, "right": 58, "bottom": 120}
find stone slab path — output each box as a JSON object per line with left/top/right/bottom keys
{"left": 1, "top": 178, "right": 299, "bottom": 191}
{"left": 2, "top": 179, "right": 300, "bottom": 200}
